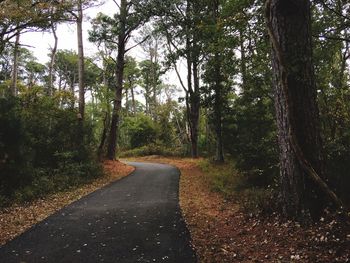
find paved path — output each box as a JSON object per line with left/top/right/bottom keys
{"left": 0, "top": 162, "right": 196, "bottom": 263}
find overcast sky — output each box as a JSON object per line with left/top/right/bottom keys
{"left": 20, "top": 0, "right": 185, "bottom": 93}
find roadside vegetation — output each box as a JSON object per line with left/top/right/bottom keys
{"left": 134, "top": 156, "right": 349, "bottom": 263}
{"left": 0, "top": 0, "right": 350, "bottom": 261}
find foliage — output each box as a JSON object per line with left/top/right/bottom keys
{"left": 119, "top": 144, "right": 185, "bottom": 158}
{"left": 122, "top": 114, "right": 159, "bottom": 148}
{"left": 199, "top": 159, "right": 275, "bottom": 214}
{"left": 0, "top": 94, "right": 102, "bottom": 207}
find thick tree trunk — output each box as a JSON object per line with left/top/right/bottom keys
{"left": 11, "top": 31, "right": 20, "bottom": 96}
{"left": 212, "top": 0, "right": 224, "bottom": 163}
{"left": 190, "top": 59, "right": 200, "bottom": 158}
{"left": 267, "top": 0, "right": 340, "bottom": 218}
{"left": 77, "top": 0, "right": 85, "bottom": 120}
{"left": 107, "top": 0, "right": 127, "bottom": 160}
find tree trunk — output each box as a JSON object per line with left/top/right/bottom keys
{"left": 190, "top": 59, "right": 200, "bottom": 158}
{"left": 107, "top": 0, "right": 127, "bottom": 160}
{"left": 131, "top": 85, "right": 136, "bottom": 115}
{"left": 213, "top": 54, "right": 224, "bottom": 163}
{"left": 98, "top": 111, "right": 110, "bottom": 160}
{"left": 48, "top": 23, "right": 58, "bottom": 96}
{"left": 267, "top": 0, "right": 340, "bottom": 218}
{"left": 212, "top": 0, "right": 224, "bottom": 163}
{"left": 11, "top": 30, "right": 20, "bottom": 96}
{"left": 77, "top": 0, "right": 85, "bottom": 120}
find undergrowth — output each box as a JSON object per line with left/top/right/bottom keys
{"left": 199, "top": 159, "right": 275, "bottom": 214}
{"left": 119, "top": 144, "right": 186, "bottom": 158}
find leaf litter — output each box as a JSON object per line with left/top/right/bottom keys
{"left": 0, "top": 160, "right": 134, "bottom": 245}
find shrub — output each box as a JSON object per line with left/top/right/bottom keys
{"left": 119, "top": 143, "right": 186, "bottom": 158}
{"left": 199, "top": 159, "right": 277, "bottom": 214}
{"left": 0, "top": 95, "right": 103, "bottom": 207}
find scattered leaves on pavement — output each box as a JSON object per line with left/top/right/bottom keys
{"left": 133, "top": 156, "right": 350, "bottom": 263}
{"left": 0, "top": 161, "right": 134, "bottom": 246}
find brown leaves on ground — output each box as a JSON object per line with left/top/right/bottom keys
{"left": 0, "top": 160, "right": 134, "bottom": 246}
{"left": 133, "top": 156, "right": 350, "bottom": 263}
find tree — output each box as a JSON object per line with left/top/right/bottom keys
{"left": 139, "top": 59, "right": 161, "bottom": 116}
{"left": 160, "top": 0, "right": 203, "bottom": 158}
{"left": 76, "top": 0, "right": 86, "bottom": 120}
{"left": 89, "top": 0, "right": 160, "bottom": 160}
{"left": 266, "top": 0, "right": 342, "bottom": 218}
{"left": 0, "top": 0, "right": 73, "bottom": 56}
{"left": 124, "top": 56, "right": 140, "bottom": 116}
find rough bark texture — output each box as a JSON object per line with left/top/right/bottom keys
{"left": 107, "top": 0, "right": 127, "bottom": 160}
{"left": 267, "top": 0, "right": 328, "bottom": 218}
{"left": 77, "top": 0, "right": 85, "bottom": 120}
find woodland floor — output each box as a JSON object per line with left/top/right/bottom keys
{"left": 132, "top": 156, "right": 350, "bottom": 263}
{"left": 1, "top": 156, "right": 349, "bottom": 262}
{"left": 0, "top": 161, "right": 134, "bottom": 246}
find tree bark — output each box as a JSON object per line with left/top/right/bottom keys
{"left": 107, "top": 0, "right": 127, "bottom": 160}
{"left": 77, "top": 0, "right": 85, "bottom": 120}
{"left": 190, "top": 58, "right": 200, "bottom": 158}
{"left": 266, "top": 0, "right": 341, "bottom": 218}
{"left": 212, "top": 0, "right": 224, "bottom": 163}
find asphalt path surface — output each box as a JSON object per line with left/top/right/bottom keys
{"left": 0, "top": 162, "right": 197, "bottom": 263}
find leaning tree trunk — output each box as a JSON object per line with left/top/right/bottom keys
{"left": 266, "top": 0, "right": 342, "bottom": 219}
{"left": 106, "top": 0, "right": 127, "bottom": 160}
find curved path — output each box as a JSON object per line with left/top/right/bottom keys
{"left": 0, "top": 162, "right": 197, "bottom": 263}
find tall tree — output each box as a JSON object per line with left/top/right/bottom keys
{"left": 160, "top": 0, "right": 203, "bottom": 158}
{"left": 89, "top": 0, "right": 159, "bottom": 160}
{"left": 265, "top": 0, "right": 342, "bottom": 218}
{"left": 10, "top": 30, "right": 20, "bottom": 96}
{"left": 0, "top": 0, "right": 73, "bottom": 56}
{"left": 76, "top": 0, "right": 85, "bottom": 120}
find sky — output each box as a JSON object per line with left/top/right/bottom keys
{"left": 20, "top": 0, "right": 185, "bottom": 94}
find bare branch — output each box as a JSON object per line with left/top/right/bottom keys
{"left": 125, "top": 35, "right": 150, "bottom": 53}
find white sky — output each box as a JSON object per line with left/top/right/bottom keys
{"left": 20, "top": 0, "right": 185, "bottom": 95}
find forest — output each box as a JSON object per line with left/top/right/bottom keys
{"left": 0, "top": 0, "right": 349, "bottom": 261}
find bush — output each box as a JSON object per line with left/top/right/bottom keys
{"left": 0, "top": 94, "right": 103, "bottom": 207}
{"left": 119, "top": 143, "right": 186, "bottom": 158}
{"left": 121, "top": 114, "right": 159, "bottom": 148}
{"left": 199, "top": 159, "right": 276, "bottom": 214}
{"left": 325, "top": 131, "right": 350, "bottom": 205}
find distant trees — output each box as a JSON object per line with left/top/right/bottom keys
{"left": 0, "top": 0, "right": 349, "bottom": 217}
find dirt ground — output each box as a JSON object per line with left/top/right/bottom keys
{"left": 133, "top": 156, "right": 350, "bottom": 263}
{"left": 0, "top": 160, "right": 134, "bottom": 246}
